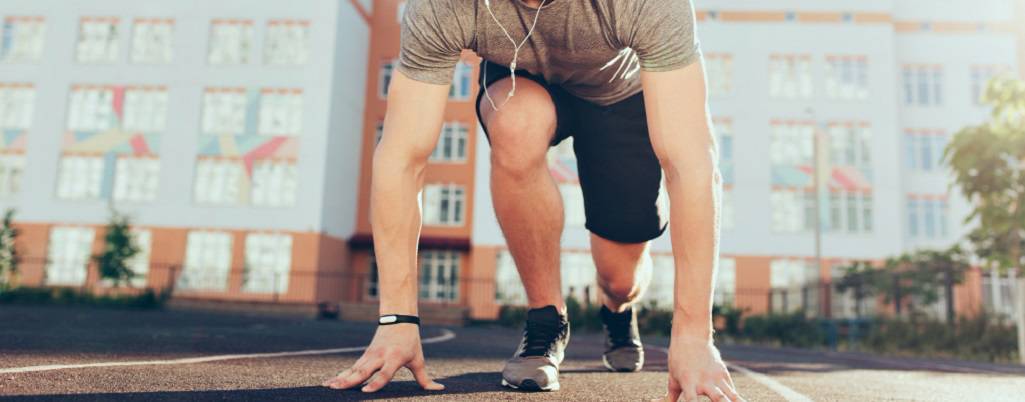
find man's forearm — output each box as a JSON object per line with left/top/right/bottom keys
{"left": 370, "top": 146, "right": 427, "bottom": 316}
{"left": 665, "top": 150, "right": 721, "bottom": 340}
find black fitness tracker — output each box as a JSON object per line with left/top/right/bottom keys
{"left": 378, "top": 314, "right": 420, "bottom": 326}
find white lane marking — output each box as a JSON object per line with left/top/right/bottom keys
{"left": 0, "top": 329, "right": 456, "bottom": 375}
{"left": 650, "top": 346, "right": 813, "bottom": 402}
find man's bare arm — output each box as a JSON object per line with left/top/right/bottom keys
{"left": 324, "top": 70, "right": 449, "bottom": 393}
{"left": 641, "top": 63, "right": 742, "bottom": 402}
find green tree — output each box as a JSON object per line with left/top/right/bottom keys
{"left": 836, "top": 248, "right": 968, "bottom": 321}
{"left": 94, "top": 210, "right": 140, "bottom": 288}
{"left": 944, "top": 75, "right": 1025, "bottom": 364}
{"left": 0, "top": 209, "right": 20, "bottom": 290}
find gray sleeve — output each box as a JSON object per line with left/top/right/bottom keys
{"left": 626, "top": 0, "right": 701, "bottom": 72}
{"left": 398, "top": 0, "right": 469, "bottom": 85}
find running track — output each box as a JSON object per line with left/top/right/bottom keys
{"left": 1, "top": 305, "right": 1023, "bottom": 401}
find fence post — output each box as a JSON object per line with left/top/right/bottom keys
{"left": 273, "top": 272, "right": 280, "bottom": 303}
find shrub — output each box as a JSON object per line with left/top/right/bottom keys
{"left": 0, "top": 286, "right": 167, "bottom": 309}
{"left": 741, "top": 313, "right": 827, "bottom": 348}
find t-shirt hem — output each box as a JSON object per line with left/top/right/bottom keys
{"left": 396, "top": 63, "right": 453, "bottom": 86}
{"left": 639, "top": 50, "right": 703, "bottom": 73}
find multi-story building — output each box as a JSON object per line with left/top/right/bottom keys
{"left": 1, "top": 0, "right": 369, "bottom": 304}
{"left": 2, "top": 0, "right": 1022, "bottom": 322}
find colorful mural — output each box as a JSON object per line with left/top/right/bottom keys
{"left": 197, "top": 87, "right": 300, "bottom": 177}
{"left": 59, "top": 85, "right": 164, "bottom": 199}
{"left": 1, "top": 129, "right": 27, "bottom": 154}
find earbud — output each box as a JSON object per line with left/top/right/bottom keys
{"left": 482, "top": 0, "right": 546, "bottom": 111}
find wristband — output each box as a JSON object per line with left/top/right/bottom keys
{"left": 378, "top": 314, "right": 420, "bottom": 326}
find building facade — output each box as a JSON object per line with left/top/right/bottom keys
{"left": 2, "top": 0, "right": 1023, "bottom": 321}
{"left": 0, "top": 0, "right": 368, "bottom": 304}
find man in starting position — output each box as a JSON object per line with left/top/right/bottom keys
{"left": 324, "top": 0, "right": 742, "bottom": 400}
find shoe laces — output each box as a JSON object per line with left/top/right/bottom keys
{"left": 520, "top": 318, "right": 563, "bottom": 357}
{"left": 605, "top": 311, "right": 634, "bottom": 348}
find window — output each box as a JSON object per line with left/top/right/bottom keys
{"left": 130, "top": 18, "right": 174, "bottom": 64}
{"left": 971, "top": 65, "right": 1010, "bottom": 106}
{"left": 560, "top": 184, "right": 585, "bottom": 227}
{"left": 716, "top": 119, "right": 734, "bottom": 185}
{"left": 123, "top": 86, "right": 168, "bottom": 132}
{"left": 251, "top": 159, "right": 297, "bottom": 207}
{"left": 178, "top": 231, "right": 233, "bottom": 291}
{"left": 379, "top": 60, "right": 395, "bottom": 99}
{"left": 430, "top": 122, "right": 469, "bottom": 162}
{"left": 828, "top": 190, "right": 872, "bottom": 234}
{"left": 56, "top": 156, "right": 104, "bottom": 200}
{"left": 422, "top": 184, "right": 465, "bottom": 226}
{"left": 771, "top": 189, "right": 813, "bottom": 233}
{"left": 902, "top": 65, "right": 943, "bottom": 106}
{"left": 67, "top": 86, "right": 115, "bottom": 132}
{"left": 721, "top": 188, "right": 735, "bottom": 230}
{"left": 76, "top": 17, "right": 120, "bottom": 63}
{"left": 264, "top": 20, "right": 309, "bottom": 65}
{"left": 904, "top": 130, "right": 947, "bottom": 172}
{"left": 45, "top": 227, "right": 95, "bottom": 286}
{"left": 1, "top": 16, "right": 46, "bottom": 63}
{"left": 243, "top": 233, "right": 292, "bottom": 294}
{"left": 907, "top": 195, "right": 948, "bottom": 239}
{"left": 449, "top": 62, "right": 473, "bottom": 100}
{"left": 828, "top": 123, "right": 872, "bottom": 170}
{"left": 770, "top": 122, "right": 814, "bottom": 173}
{"left": 825, "top": 55, "right": 869, "bottom": 100}
{"left": 769, "top": 54, "right": 813, "bottom": 100}
{"left": 193, "top": 158, "right": 244, "bottom": 205}
{"left": 258, "top": 89, "right": 303, "bottom": 136}
{"left": 112, "top": 157, "right": 159, "bottom": 202}
{"left": 830, "top": 263, "right": 876, "bottom": 319}
{"left": 208, "top": 19, "right": 253, "bottom": 65}
{"left": 202, "top": 88, "right": 248, "bottom": 135}
{"left": 0, "top": 156, "right": 24, "bottom": 196}
{"left": 714, "top": 258, "right": 736, "bottom": 306}
{"left": 769, "top": 259, "right": 818, "bottom": 314}
{"left": 705, "top": 53, "right": 734, "bottom": 97}
{"left": 419, "top": 250, "right": 460, "bottom": 302}
{"left": 495, "top": 250, "right": 527, "bottom": 305}
{"left": 0, "top": 83, "right": 34, "bottom": 129}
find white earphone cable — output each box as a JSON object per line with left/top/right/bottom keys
{"left": 482, "top": 0, "right": 547, "bottom": 111}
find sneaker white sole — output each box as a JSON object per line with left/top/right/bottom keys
{"left": 602, "top": 352, "right": 645, "bottom": 372}
{"left": 502, "top": 378, "right": 560, "bottom": 392}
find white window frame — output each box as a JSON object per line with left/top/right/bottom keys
{"left": 264, "top": 20, "right": 310, "bottom": 66}
{"left": 448, "top": 62, "right": 473, "bottom": 101}
{"left": 0, "top": 83, "right": 35, "bottom": 130}
{"left": 208, "top": 19, "right": 253, "bottom": 65}
{"left": 67, "top": 85, "right": 116, "bottom": 132}
{"left": 56, "top": 155, "right": 105, "bottom": 200}
{"left": 430, "top": 122, "right": 469, "bottom": 163}
{"left": 769, "top": 54, "right": 813, "bottom": 100}
{"left": 201, "top": 88, "right": 248, "bottom": 135}
{"left": 418, "top": 250, "right": 460, "bottom": 302}
{"left": 257, "top": 89, "right": 303, "bottom": 137}
{"left": 123, "top": 86, "right": 168, "bottom": 133}
{"left": 193, "top": 157, "right": 244, "bottom": 206}
{"left": 178, "top": 231, "right": 233, "bottom": 292}
{"left": 130, "top": 18, "right": 174, "bottom": 64}
{"left": 242, "top": 233, "right": 292, "bottom": 294}
{"left": 1, "top": 17, "right": 47, "bottom": 63}
{"left": 250, "top": 159, "right": 297, "bottom": 207}
{"left": 113, "top": 156, "right": 160, "bottom": 202}
{"left": 824, "top": 55, "right": 869, "bottom": 101}
{"left": 705, "top": 53, "right": 734, "bottom": 98}
{"left": 76, "top": 17, "right": 120, "bottom": 64}
{"left": 45, "top": 226, "right": 95, "bottom": 286}
{"left": 422, "top": 184, "right": 466, "bottom": 226}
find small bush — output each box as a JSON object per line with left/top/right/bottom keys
{"left": 741, "top": 313, "right": 827, "bottom": 348}
{"left": 0, "top": 286, "right": 167, "bottom": 309}
{"left": 861, "top": 313, "right": 1018, "bottom": 363}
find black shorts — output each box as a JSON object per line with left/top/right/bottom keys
{"left": 475, "top": 60, "right": 668, "bottom": 244}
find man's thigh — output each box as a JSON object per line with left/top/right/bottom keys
{"left": 571, "top": 92, "right": 668, "bottom": 244}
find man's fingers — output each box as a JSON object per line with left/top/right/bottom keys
{"left": 332, "top": 358, "right": 384, "bottom": 389}
{"left": 698, "top": 384, "right": 730, "bottom": 402}
{"left": 666, "top": 375, "right": 683, "bottom": 402}
{"left": 362, "top": 362, "right": 401, "bottom": 393}
{"left": 717, "top": 378, "right": 744, "bottom": 402}
{"left": 408, "top": 357, "right": 445, "bottom": 391}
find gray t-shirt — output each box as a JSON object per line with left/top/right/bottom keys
{"left": 399, "top": 0, "right": 701, "bottom": 106}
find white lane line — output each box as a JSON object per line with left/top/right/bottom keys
{"left": 0, "top": 329, "right": 456, "bottom": 375}
{"left": 649, "top": 346, "right": 813, "bottom": 402}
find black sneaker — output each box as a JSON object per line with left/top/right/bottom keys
{"left": 501, "top": 305, "right": 570, "bottom": 391}
{"left": 600, "top": 305, "right": 643, "bottom": 372}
